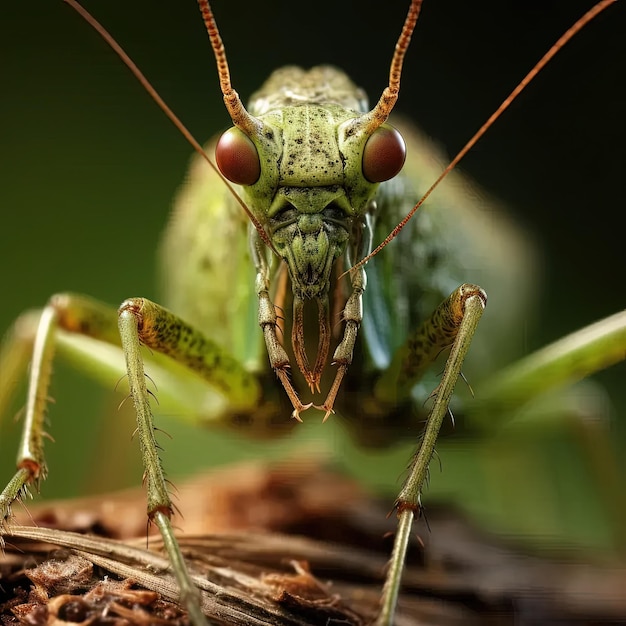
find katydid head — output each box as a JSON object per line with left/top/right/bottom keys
{"left": 214, "top": 66, "right": 408, "bottom": 299}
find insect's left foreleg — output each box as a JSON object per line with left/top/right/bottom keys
{"left": 376, "top": 284, "right": 486, "bottom": 626}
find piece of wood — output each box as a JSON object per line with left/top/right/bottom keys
{"left": 2, "top": 459, "right": 625, "bottom": 625}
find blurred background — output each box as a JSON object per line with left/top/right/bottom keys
{"left": 1, "top": 0, "right": 625, "bottom": 559}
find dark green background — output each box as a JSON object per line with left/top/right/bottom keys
{"left": 1, "top": 1, "right": 625, "bottom": 543}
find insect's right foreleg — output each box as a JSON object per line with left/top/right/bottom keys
{"left": 252, "top": 235, "right": 312, "bottom": 420}
{"left": 117, "top": 299, "right": 211, "bottom": 625}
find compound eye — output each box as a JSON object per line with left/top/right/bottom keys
{"left": 215, "top": 127, "right": 261, "bottom": 185}
{"left": 362, "top": 125, "right": 406, "bottom": 183}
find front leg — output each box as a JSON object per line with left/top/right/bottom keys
{"left": 375, "top": 283, "right": 487, "bottom": 626}
{"left": 251, "top": 233, "right": 313, "bottom": 421}
{"left": 118, "top": 298, "right": 213, "bottom": 625}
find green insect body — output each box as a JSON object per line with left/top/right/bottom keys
{"left": 1, "top": 1, "right": 624, "bottom": 625}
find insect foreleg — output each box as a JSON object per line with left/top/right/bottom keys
{"left": 376, "top": 284, "right": 486, "bottom": 625}
{"left": 251, "top": 232, "right": 313, "bottom": 420}
{"left": 118, "top": 301, "right": 210, "bottom": 626}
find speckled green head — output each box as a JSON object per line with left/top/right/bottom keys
{"left": 216, "top": 66, "right": 407, "bottom": 299}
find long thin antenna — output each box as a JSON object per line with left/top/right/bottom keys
{"left": 62, "top": 0, "right": 276, "bottom": 253}
{"left": 351, "top": 0, "right": 617, "bottom": 273}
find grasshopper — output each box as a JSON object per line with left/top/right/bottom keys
{"left": 1, "top": 1, "right": 625, "bottom": 625}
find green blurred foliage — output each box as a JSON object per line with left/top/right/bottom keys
{"left": 1, "top": 1, "right": 624, "bottom": 554}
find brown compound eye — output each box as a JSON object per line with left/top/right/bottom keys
{"left": 215, "top": 127, "right": 261, "bottom": 185}
{"left": 362, "top": 125, "right": 406, "bottom": 183}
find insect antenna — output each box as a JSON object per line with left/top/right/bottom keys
{"left": 196, "top": 0, "right": 261, "bottom": 135}
{"left": 350, "top": 0, "right": 617, "bottom": 274}
{"left": 362, "top": 0, "right": 424, "bottom": 132}
{"left": 62, "top": 0, "right": 276, "bottom": 254}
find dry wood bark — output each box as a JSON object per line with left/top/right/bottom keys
{"left": 1, "top": 458, "right": 625, "bottom": 625}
